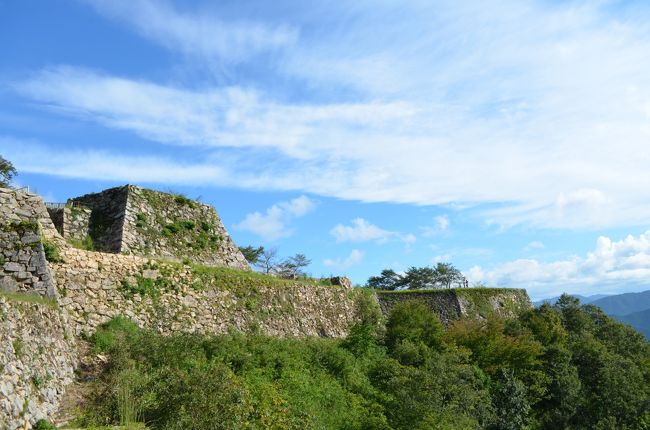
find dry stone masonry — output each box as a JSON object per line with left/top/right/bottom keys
{"left": 53, "top": 247, "right": 358, "bottom": 338}
{"left": 65, "top": 185, "right": 250, "bottom": 269}
{"left": 0, "top": 296, "right": 77, "bottom": 430}
{"left": 376, "top": 288, "right": 532, "bottom": 325}
{"left": 0, "top": 188, "right": 58, "bottom": 299}
{"left": 46, "top": 206, "right": 91, "bottom": 244}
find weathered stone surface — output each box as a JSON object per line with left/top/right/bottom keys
{"left": 0, "top": 188, "right": 58, "bottom": 298}
{"left": 0, "top": 296, "right": 77, "bottom": 429}
{"left": 52, "top": 247, "right": 358, "bottom": 338}
{"left": 376, "top": 289, "right": 532, "bottom": 325}
{"left": 331, "top": 276, "right": 352, "bottom": 289}
{"left": 67, "top": 185, "right": 250, "bottom": 270}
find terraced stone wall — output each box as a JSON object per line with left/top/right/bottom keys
{"left": 376, "top": 288, "right": 532, "bottom": 325}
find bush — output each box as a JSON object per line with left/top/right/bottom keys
{"left": 33, "top": 420, "right": 56, "bottom": 430}
{"left": 42, "top": 239, "right": 64, "bottom": 263}
{"left": 91, "top": 316, "right": 140, "bottom": 352}
{"left": 78, "top": 298, "right": 650, "bottom": 430}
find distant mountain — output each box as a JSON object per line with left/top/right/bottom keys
{"left": 535, "top": 290, "right": 650, "bottom": 339}
{"left": 616, "top": 309, "right": 650, "bottom": 338}
{"left": 533, "top": 293, "right": 610, "bottom": 307}
{"left": 589, "top": 290, "right": 650, "bottom": 316}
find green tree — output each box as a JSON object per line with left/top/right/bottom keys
{"left": 238, "top": 245, "right": 264, "bottom": 264}
{"left": 366, "top": 269, "right": 404, "bottom": 290}
{"left": 403, "top": 266, "right": 437, "bottom": 289}
{"left": 385, "top": 301, "right": 445, "bottom": 365}
{"left": 0, "top": 155, "right": 16, "bottom": 187}
{"left": 490, "top": 368, "right": 531, "bottom": 430}
{"left": 432, "top": 262, "right": 465, "bottom": 289}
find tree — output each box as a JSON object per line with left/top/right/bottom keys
{"left": 239, "top": 245, "right": 265, "bottom": 264}
{"left": 254, "top": 248, "right": 279, "bottom": 274}
{"left": 277, "top": 253, "right": 311, "bottom": 279}
{"left": 490, "top": 368, "right": 531, "bottom": 430}
{"left": 432, "top": 262, "right": 465, "bottom": 289}
{"left": 366, "top": 269, "right": 404, "bottom": 290}
{"left": 403, "top": 266, "right": 437, "bottom": 289}
{"left": 0, "top": 155, "right": 16, "bottom": 188}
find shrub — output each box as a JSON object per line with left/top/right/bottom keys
{"left": 135, "top": 213, "right": 147, "bottom": 228}
{"left": 33, "top": 420, "right": 56, "bottom": 430}
{"left": 173, "top": 194, "right": 196, "bottom": 207}
{"left": 91, "top": 316, "right": 140, "bottom": 352}
{"left": 42, "top": 239, "right": 64, "bottom": 263}
{"left": 68, "top": 235, "right": 95, "bottom": 251}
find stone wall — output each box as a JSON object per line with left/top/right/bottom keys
{"left": 53, "top": 247, "right": 357, "bottom": 338}
{"left": 376, "top": 288, "right": 532, "bottom": 325}
{"left": 47, "top": 208, "right": 64, "bottom": 236}
{"left": 47, "top": 206, "right": 92, "bottom": 244}
{"left": 0, "top": 295, "right": 77, "bottom": 430}
{"left": 67, "top": 185, "right": 250, "bottom": 270}
{"left": 69, "top": 186, "right": 129, "bottom": 253}
{"left": 122, "top": 186, "right": 249, "bottom": 269}
{"left": 0, "top": 188, "right": 58, "bottom": 299}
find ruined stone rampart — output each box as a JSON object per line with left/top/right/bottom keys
{"left": 68, "top": 185, "right": 249, "bottom": 270}
{"left": 54, "top": 247, "right": 357, "bottom": 338}
{"left": 0, "top": 188, "right": 58, "bottom": 299}
{"left": 0, "top": 296, "right": 77, "bottom": 430}
{"left": 47, "top": 206, "right": 92, "bottom": 244}
{"left": 376, "top": 288, "right": 532, "bottom": 325}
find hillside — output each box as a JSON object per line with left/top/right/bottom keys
{"left": 533, "top": 293, "right": 609, "bottom": 307}
{"left": 589, "top": 289, "right": 650, "bottom": 316}
{"left": 616, "top": 308, "right": 650, "bottom": 338}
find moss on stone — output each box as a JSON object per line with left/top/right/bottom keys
{"left": 2, "top": 220, "right": 39, "bottom": 234}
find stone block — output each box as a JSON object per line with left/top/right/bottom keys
{"left": 3, "top": 262, "right": 23, "bottom": 272}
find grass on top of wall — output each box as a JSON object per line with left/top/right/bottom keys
{"left": 374, "top": 287, "right": 518, "bottom": 295}
{"left": 0, "top": 291, "right": 58, "bottom": 309}
{"left": 188, "top": 264, "right": 335, "bottom": 291}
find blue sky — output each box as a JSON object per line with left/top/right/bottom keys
{"left": 2, "top": 0, "right": 650, "bottom": 300}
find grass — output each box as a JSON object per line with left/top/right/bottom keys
{"left": 68, "top": 235, "right": 95, "bottom": 251}
{"left": 189, "top": 264, "right": 342, "bottom": 291}
{"left": 43, "top": 238, "right": 65, "bottom": 263}
{"left": 374, "top": 287, "right": 521, "bottom": 295}
{"left": 0, "top": 291, "right": 58, "bottom": 308}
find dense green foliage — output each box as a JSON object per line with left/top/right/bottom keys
{"left": 0, "top": 154, "right": 16, "bottom": 187}
{"left": 367, "top": 263, "right": 466, "bottom": 290}
{"left": 78, "top": 294, "right": 650, "bottom": 429}
{"left": 239, "top": 245, "right": 265, "bottom": 264}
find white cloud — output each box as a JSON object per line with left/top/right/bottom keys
{"left": 0, "top": 137, "right": 230, "bottom": 185}
{"left": 235, "top": 196, "right": 315, "bottom": 241}
{"left": 82, "top": 0, "right": 297, "bottom": 63}
{"left": 13, "top": 1, "right": 650, "bottom": 229}
{"left": 467, "top": 231, "right": 650, "bottom": 300}
{"left": 432, "top": 254, "right": 451, "bottom": 264}
{"left": 329, "top": 218, "right": 414, "bottom": 244}
{"left": 421, "top": 215, "right": 450, "bottom": 237}
{"left": 323, "top": 249, "right": 364, "bottom": 270}
{"left": 524, "top": 241, "right": 545, "bottom": 251}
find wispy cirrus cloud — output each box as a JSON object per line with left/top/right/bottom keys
{"left": 80, "top": 0, "right": 297, "bottom": 63}
{"left": 12, "top": 0, "right": 650, "bottom": 230}
{"left": 467, "top": 231, "right": 650, "bottom": 300}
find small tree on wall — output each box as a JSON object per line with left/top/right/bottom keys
{"left": 0, "top": 155, "right": 17, "bottom": 188}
